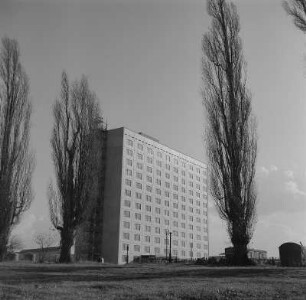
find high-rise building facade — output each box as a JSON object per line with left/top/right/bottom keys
{"left": 76, "top": 127, "right": 209, "bottom": 264}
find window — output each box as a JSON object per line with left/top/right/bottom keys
{"left": 166, "top": 164, "right": 170, "bottom": 171}
{"left": 134, "top": 245, "right": 140, "bottom": 252}
{"left": 181, "top": 205, "right": 186, "bottom": 211}
{"left": 165, "top": 173, "right": 170, "bottom": 179}
{"left": 189, "top": 224, "right": 193, "bottom": 230}
{"left": 155, "top": 247, "right": 160, "bottom": 254}
{"left": 155, "top": 217, "right": 161, "bottom": 224}
{"left": 173, "top": 184, "right": 178, "bottom": 191}
{"left": 145, "top": 215, "right": 151, "bottom": 222}
{"left": 126, "top": 159, "right": 132, "bottom": 166}
{"left": 181, "top": 223, "right": 186, "bottom": 229}
{"left": 136, "top": 182, "right": 142, "bottom": 190}
{"left": 146, "top": 205, "right": 151, "bottom": 212}
{"left": 165, "top": 191, "right": 170, "bottom": 198}
{"left": 124, "top": 200, "right": 131, "bottom": 207}
{"left": 156, "top": 179, "right": 161, "bottom": 186}
{"left": 155, "top": 237, "right": 160, "bottom": 243}
{"left": 181, "top": 196, "right": 186, "bottom": 202}
{"left": 147, "top": 147, "right": 153, "bottom": 155}
{"left": 147, "top": 157, "right": 153, "bottom": 164}
{"left": 164, "top": 210, "right": 169, "bottom": 216}
{"left": 173, "top": 212, "right": 178, "bottom": 218}
{"left": 189, "top": 182, "right": 193, "bottom": 188}
{"left": 173, "top": 230, "right": 178, "bottom": 236}
{"left": 147, "top": 166, "right": 153, "bottom": 173}
{"left": 156, "top": 198, "right": 161, "bottom": 205}
{"left": 136, "top": 192, "right": 142, "bottom": 200}
{"left": 165, "top": 182, "right": 170, "bottom": 189}
{"left": 135, "top": 203, "right": 141, "bottom": 210}
{"left": 124, "top": 211, "right": 130, "bottom": 218}
{"left": 156, "top": 188, "right": 161, "bottom": 195}
{"left": 123, "top": 232, "right": 130, "bottom": 240}
{"left": 189, "top": 216, "right": 194, "bottom": 222}
{"left": 127, "top": 139, "right": 133, "bottom": 146}
{"left": 138, "top": 143, "right": 143, "bottom": 151}
{"left": 125, "top": 189, "right": 131, "bottom": 197}
{"left": 164, "top": 219, "right": 169, "bottom": 225}
{"left": 145, "top": 225, "right": 151, "bottom": 232}
{"left": 123, "top": 221, "right": 130, "bottom": 229}
{"left": 134, "top": 234, "right": 140, "bottom": 241}
{"left": 156, "top": 160, "right": 162, "bottom": 167}
{"left": 156, "top": 170, "right": 161, "bottom": 176}
{"left": 146, "top": 185, "right": 152, "bottom": 193}
{"left": 173, "top": 167, "right": 178, "bottom": 173}
{"left": 137, "top": 153, "right": 143, "bottom": 160}
{"left": 173, "top": 194, "right": 178, "bottom": 200}
{"left": 157, "top": 151, "right": 162, "bottom": 158}
{"left": 146, "top": 176, "right": 152, "bottom": 183}
{"left": 174, "top": 158, "right": 178, "bottom": 165}
{"left": 146, "top": 195, "right": 152, "bottom": 202}
{"left": 173, "top": 221, "right": 178, "bottom": 227}
{"left": 137, "top": 162, "right": 143, "bottom": 170}
{"left": 126, "top": 149, "right": 133, "bottom": 156}
{"left": 189, "top": 207, "right": 194, "bottom": 213}
{"left": 126, "top": 169, "right": 132, "bottom": 176}
{"left": 174, "top": 176, "right": 178, "bottom": 182}
{"left": 181, "top": 232, "right": 186, "bottom": 238}
{"left": 135, "top": 224, "right": 141, "bottom": 231}
{"left": 125, "top": 179, "right": 132, "bottom": 186}
{"left": 173, "top": 202, "right": 178, "bottom": 209}
{"left": 173, "top": 240, "right": 178, "bottom": 246}
{"left": 145, "top": 236, "right": 150, "bottom": 243}
{"left": 155, "top": 227, "right": 160, "bottom": 234}
{"left": 164, "top": 200, "right": 169, "bottom": 207}
{"left": 122, "top": 243, "right": 129, "bottom": 251}
{"left": 135, "top": 213, "right": 141, "bottom": 220}
{"left": 144, "top": 246, "right": 150, "bottom": 253}
{"left": 189, "top": 190, "right": 194, "bottom": 196}
{"left": 155, "top": 207, "right": 161, "bottom": 214}
{"left": 136, "top": 172, "right": 142, "bottom": 180}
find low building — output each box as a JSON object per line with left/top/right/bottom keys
{"left": 16, "top": 247, "right": 60, "bottom": 263}
{"left": 225, "top": 247, "right": 267, "bottom": 263}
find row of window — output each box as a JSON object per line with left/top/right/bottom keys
{"left": 125, "top": 140, "right": 206, "bottom": 175}
{"left": 122, "top": 232, "right": 208, "bottom": 243}
{"left": 122, "top": 222, "right": 208, "bottom": 235}
{"left": 123, "top": 210, "right": 208, "bottom": 226}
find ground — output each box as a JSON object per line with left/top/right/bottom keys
{"left": 0, "top": 262, "right": 305, "bottom": 299}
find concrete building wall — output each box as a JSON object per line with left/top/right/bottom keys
{"left": 118, "top": 128, "right": 208, "bottom": 264}
{"left": 101, "top": 128, "right": 124, "bottom": 264}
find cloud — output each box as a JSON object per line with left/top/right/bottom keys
{"left": 285, "top": 180, "right": 306, "bottom": 197}
{"left": 259, "top": 166, "right": 269, "bottom": 176}
{"left": 258, "top": 165, "right": 278, "bottom": 176}
{"left": 284, "top": 170, "right": 294, "bottom": 179}
{"left": 270, "top": 165, "right": 278, "bottom": 172}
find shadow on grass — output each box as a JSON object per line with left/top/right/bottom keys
{"left": 1, "top": 264, "right": 306, "bottom": 286}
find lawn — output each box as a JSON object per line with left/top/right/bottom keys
{"left": 0, "top": 262, "right": 305, "bottom": 299}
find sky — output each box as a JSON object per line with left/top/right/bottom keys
{"left": 1, "top": 0, "right": 306, "bottom": 258}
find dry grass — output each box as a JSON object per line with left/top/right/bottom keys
{"left": 0, "top": 262, "right": 305, "bottom": 299}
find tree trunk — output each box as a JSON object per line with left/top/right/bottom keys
{"left": 232, "top": 244, "right": 249, "bottom": 265}
{"left": 0, "top": 230, "right": 9, "bottom": 261}
{"left": 59, "top": 228, "right": 74, "bottom": 263}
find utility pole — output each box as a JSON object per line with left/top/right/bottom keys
{"left": 165, "top": 230, "right": 168, "bottom": 261}
{"left": 126, "top": 245, "right": 129, "bottom": 264}
{"left": 169, "top": 232, "right": 172, "bottom": 263}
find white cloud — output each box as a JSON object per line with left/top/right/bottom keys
{"left": 285, "top": 180, "right": 306, "bottom": 197}
{"left": 284, "top": 170, "right": 294, "bottom": 179}
{"left": 259, "top": 166, "right": 269, "bottom": 175}
{"left": 270, "top": 165, "right": 278, "bottom": 172}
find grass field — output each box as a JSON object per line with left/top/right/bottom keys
{"left": 0, "top": 262, "right": 305, "bottom": 299}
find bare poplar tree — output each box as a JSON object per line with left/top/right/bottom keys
{"left": 34, "top": 232, "right": 55, "bottom": 262}
{"left": 49, "top": 71, "right": 102, "bottom": 263}
{"left": 283, "top": 0, "right": 306, "bottom": 32}
{"left": 202, "top": 0, "right": 257, "bottom": 265}
{"left": 0, "top": 37, "right": 34, "bottom": 260}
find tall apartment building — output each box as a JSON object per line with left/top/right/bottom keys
{"left": 76, "top": 127, "right": 209, "bottom": 264}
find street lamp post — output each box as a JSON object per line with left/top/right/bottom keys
{"left": 169, "top": 232, "right": 172, "bottom": 263}
{"left": 165, "top": 231, "right": 168, "bottom": 261}
{"left": 126, "top": 245, "right": 129, "bottom": 264}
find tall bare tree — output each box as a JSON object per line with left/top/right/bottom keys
{"left": 283, "top": 0, "right": 306, "bottom": 32}
{"left": 202, "top": 0, "right": 257, "bottom": 265}
{"left": 34, "top": 232, "right": 55, "bottom": 262}
{"left": 49, "top": 71, "right": 102, "bottom": 263}
{"left": 0, "top": 37, "right": 34, "bottom": 260}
